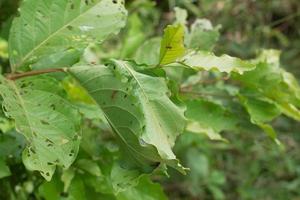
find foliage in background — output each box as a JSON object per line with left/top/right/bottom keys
{"left": 1, "top": 0, "right": 300, "bottom": 200}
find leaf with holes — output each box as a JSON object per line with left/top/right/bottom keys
{"left": 180, "top": 51, "right": 255, "bottom": 74}
{"left": 68, "top": 60, "right": 187, "bottom": 173}
{"left": 0, "top": 75, "right": 81, "bottom": 180}
{"left": 9, "top": 0, "right": 127, "bottom": 71}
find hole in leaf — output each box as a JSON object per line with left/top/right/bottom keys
{"left": 41, "top": 120, "right": 50, "bottom": 125}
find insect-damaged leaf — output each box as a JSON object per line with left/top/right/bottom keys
{"left": 68, "top": 61, "right": 187, "bottom": 173}
{"left": 9, "top": 0, "right": 127, "bottom": 71}
{"left": 0, "top": 75, "right": 81, "bottom": 180}
{"left": 180, "top": 51, "right": 255, "bottom": 74}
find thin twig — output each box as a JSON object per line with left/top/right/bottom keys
{"left": 180, "top": 89, "right": 234, "bottom": 99}
{"left": 5, "top": 68, "right": 66, "bottom": 80}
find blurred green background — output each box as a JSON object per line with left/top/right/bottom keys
{"left": 1, "top": 0, "right": 300, "bottom": 199}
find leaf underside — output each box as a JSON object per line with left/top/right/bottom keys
{"left": 0, "top": 75, "right": 81, "bottom": 180}
{"left": 68, "top": 61, "right": 186, "bottom": 173}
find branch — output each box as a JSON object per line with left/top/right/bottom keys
{"left": 5, "top": 68, "right": 66, "bottom": 80}
{"left": 180, "top": 89, "right": 234, "bottom": 99}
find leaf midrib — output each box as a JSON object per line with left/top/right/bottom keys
{"left": 9, "top": 81, "right": 35, "bottom": 139}
{"left": 68, "top": 67, "right": 160, "bottom": 163}
{"left": 120, "top": 61, "right": 174, "bottom": 158}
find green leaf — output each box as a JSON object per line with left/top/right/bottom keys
{"left": 0, "top": 130, "right": 26, "bottom": 160}
{"left": 120, "top": 13, "right": 146, "bottom": 59}
{"left": 111, "top": 163, "right": 141, "bottom": 193}
{"left": 180, "top": 51, "right": 255, "bottom": 74}
{"left": 0, "top": 37, "right": 8, "bottom": 59}
{"left": 38, "top": 175, "right": 64, "bottom": 200}
{"left": 135, "top": 37, "right": 161, "bottom": 66}
{"left": 234, "top": 50, "right": 300, "bottom": 121}
{"left": 185, "top": 19, "right": 220, "bottom": 51}
{"left": 239, "top": 96, "right": 281, "bottom": 123}
{"left": 61, "top": 168, "right": 75, "bottom": 193}
{"left": 0, "top": 157, "right": 11, "bottom": 179}
{"left": 66, "top": 176, "right": 87, "bottom": 200}
{"left": 0, "top": 111, "right": 13, "bottom": 133}
{"left": 159, "top": 25, "right": 185, "bottom": 65}
{"left": 116, "top": 176, "right": 168, "bottom": 200}
{"left": 68, "top": 60, "right": 186, "bottom": 173}
{"left": 76, "top": 159, "right": 102, "bottom": 177}
{"left": 185, "top": 99, "right": 238, "bottom": 141}
{"left": 0, "top": 75, "right": 81, "bottom": 180}
{"left": 238, "top": 95, "right": 281, "bottom": 144}
{"left": 9, "top": 0, "right": 127, "bottom": 71}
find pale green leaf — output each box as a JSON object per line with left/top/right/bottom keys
{"left": 68, "top": 60, "right": 186, "bottom": 173}
{"left": 0, "top": 75, "right": 81, "bottom": 180}
{"left": 9, "top": 0, "right": 127, "bottom": 71}
{"left": 186, "top": 122, "right": 227, "bottom": 142}
{"left": 276, "top": 103, "right": 300, "bottom": 121}
{"left": 76, "top": 159, "right": 102, "bottom": 177}
{"left": 135, "top": 37, "right": 161, "bottom": 66}
{"left": 185, "top": 19, "right": 220, "bottom": 51}
{"left": 174, "top": 7, "right": 187, "bottom": 25}
{"left": 159, "top": 25, "right": 185, "bottom": 65}
{"left": 61, "top": 168, "right": 75, "bottom": 192}
{"left": 180, "top": 51, "right": 255, "bottom": 74}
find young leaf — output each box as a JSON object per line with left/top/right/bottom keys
{"left": 0, "top": 75, "right": 81, "bottom": 180}
{"left": 67, "top": 61, "right": 186, "bottom": 173}
{"left": 159, "top": 25, "right": 185, "bottom": 65}
{"left": 180, "top": 51, "right": 255, "bottom": 74}
{"left": 9, "top": 0, "right": 127, "bottom": 71}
